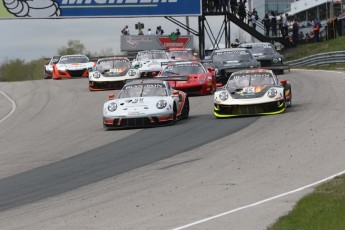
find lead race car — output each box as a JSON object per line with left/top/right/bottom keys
{"left": 52, "top": 54, "right": 95, "bottom": 79}
{"left": 89, "top": 57, "right": 140, "bottom": 91}
{"left": 214, "top": 69, "right": 292, "bottom": 118}
{"left": 103, "top": 78, "right": 189, "bottom": 129}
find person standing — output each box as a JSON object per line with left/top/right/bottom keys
{"left": 313, "top": 18, "right": 321, "bottom": 42}
{"left": 262, "top": 14, "right": 271, "bottom": 37}
{"left": 238, "top": 0, "right": 246, "bottom": 22}
{"left": 121, "top": 25, "right": 130, "bottom": 35}
{"left": 292, "top": 18, "right": 300, "bottom": 45}
{"left": 147, "top": 28, "right": 153, "bottom": 35}
{"left": 156, "top": 26, "right": 164, "bottom": 35}
{"left": 175, "top": 28, "right": 181, "bottom": 35}
{"left": 230, "top": 0, "right": 238, "bottom": 15}
{"left": 270, "top": 11, "right": 277, "bottom": 37}
{"left": 282, "top": 13, "right": 289, "bottom": 38}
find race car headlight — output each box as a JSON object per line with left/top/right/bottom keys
{"left": 93, "top": 72, "right": 101, "bottom": 78}
{"left": 273, "top": 58, "right": 282, "bottom": 64}
{"left": 128, "top": 70, "right": 136, "bottom": 77}
{"left": 219, "top": 91, "right": 229, "bottom": 101}
{"left": 156, "top": 100, "right": 167, "bottom": 109}
{"left": 108, "top": 102, "right": 117, "bottom": 112}
{"left": 199, "top": 76, "right": 207, "bottom": 84}
{"left": 268, "top": 88, "right": 277, "bottom": 98}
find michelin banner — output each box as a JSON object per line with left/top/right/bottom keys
{"left": 0, "top": 0, "right": 201, "bottom": 19}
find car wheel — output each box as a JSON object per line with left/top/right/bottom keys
{"left": 172, "top": 103, "right": 177, "bottom": 124}
{"left": 181, "top": 96, "right": 190, "bottom": 119}
{"left": 285, "top": 88, "right": 292, "bottom": 108}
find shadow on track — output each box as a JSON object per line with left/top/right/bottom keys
{"left": 0, "top": 115, "right": 258, "bottom": 212}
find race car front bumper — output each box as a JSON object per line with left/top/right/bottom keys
{"left": 103, "top": 114, "right": 174, "bottom": 129}
{"left": 214, "top": 99, "right": 285, "bottom": 117}
{"left": 89, "top": 81, "right": 125, "bottom": 91}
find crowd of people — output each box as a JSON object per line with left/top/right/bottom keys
{"left": 121, "top": 25, "right": 182, "bottom": 36}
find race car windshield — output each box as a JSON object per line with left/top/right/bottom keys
{"left": 160, "top": 64, "right": 205, "bottom": 76}
{"left": 137, "top": 52, "right": 168, "bottom": 61}
{"left": 59, "top": 56, "right": 89, "bottom": 64}
{"left": 212, "top": 51, "right": 252, "bottom": 63}
{"left": 251, "top": 45, "right": 275, "bottom": 55}
{"left": 169, "top": 51, "right": 193, "bottom": 59}
{"left": 119, "top": 83, "right": 167, "bottom": 98}
{"left": 96, "top": 60, "right": 131, "bottom": 76}
{"left": 227, "top": 72, "right": 275, "bottom": 89}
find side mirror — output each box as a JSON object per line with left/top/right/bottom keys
{"left": 207, "top": 67, "right": 215, "bottom": 73}
{"left": 108, "top": 93, "right": 115, "bottom": 100}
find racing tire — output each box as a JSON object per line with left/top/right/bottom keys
{"left": 285, "top": 87, "right": 292, "bottom": 108}
{"left": 181, "top": 96, "right": 190, "bottom": 119}
{"left": 171, "top": 103, "right": 177, "bottom": 124}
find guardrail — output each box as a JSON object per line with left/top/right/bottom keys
{"left": 285, "top": 51, "right": 345, "bottom": 66}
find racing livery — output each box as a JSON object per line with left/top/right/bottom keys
{"left": 131, "top": 50, "right": 171, "bottom": 78}
{"left": 52, "top": 54, "right": 95, "bottom": 79}
{"left": 157, "top": 61, "right": 217, "bottom": 95}
{"left": 214, "top": 69, "right": 292, "bottom": 117}
{"left": 44, "top": 56, "right": 60, "bottom": 79}
{"left": 205, "top": 48, "right": 260, "bottom": 85}
{"left": 239, "top": 42, "right": 289, "bottom": 74}
{"left": 89, "top": 57, "right": 140, "bottom": 91}
{"left": 103, "top": 79, "right": 189, "bottom": 129}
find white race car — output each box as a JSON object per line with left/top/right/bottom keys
{"left": 52, "top": 54, "right": 95, "bottom": 79}
{"left": 214, "top": 69, "right": 292, "bottom": 117}
{"left": 131, "top": 50, "right": 171, "bottom": 78}
{"left": 89, "top": 57, "right": 140, "bottom": 91}
{"left": 44, "top": 56, "right": 60, "bottom": 79}
{"left": 103, "top": 78, "right": 189, "bottom": 129}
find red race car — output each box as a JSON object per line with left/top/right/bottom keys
{"left": 156, "top": 61, "right": 217, "bottom": 95}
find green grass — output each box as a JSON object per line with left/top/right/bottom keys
{"left": 284, "top": 36, "right": 345, "bottom": 62}
{"left": 267, "top": 175, "right": 345, "bottom": 230}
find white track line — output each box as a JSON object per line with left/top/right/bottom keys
{"left": 173, "top": 170, "right": 345, "bottom": 230}
{"left": 0, "top": 89, "right": 16, "bottom": 123}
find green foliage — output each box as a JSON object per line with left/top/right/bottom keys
{"left": 57, "top": 39, "right": 86, "bottom": 55}
{"left": 0, "top": 58, "right": 45, "bottom": 82}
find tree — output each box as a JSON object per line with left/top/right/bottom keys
{"left": 58, "top": 40, "right": 86, "bottom": 55}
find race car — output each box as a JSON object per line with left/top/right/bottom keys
{"left": 131, "top": 50, "right": 171, "bottom": 78}
{"left": 168, "top": 48, "right": 199, "bottom": 61}
{"left": 238, "top": 42, "right": 289, "bottom": 74}
{"left": 205, "top": 48, "right": 260, "bottom": 85}
{"left": 52, "top": 54, "right": 95, "bottom": 79}
{"left": 103, "top": 78, "right": 189, "bottom": 129}
{"left": 89, "top": 57, "right": 140, "bottom": 91}
{"left": 214, "top": 69, "right": 292, "bottom": 118}
{"left": 156, "top": 61, "right": 217, "bottom": 95}
{"left": 44, "top": 56, "right": 60, "bottom": 79}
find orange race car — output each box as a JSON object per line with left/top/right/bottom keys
{"left": 52, "top": 54, "right": 95, "bottom": 79}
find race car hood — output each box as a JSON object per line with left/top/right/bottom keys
{"left": 104, "top": 96, "right": 174, "bottom": 116}
{"left": 228, "top": 85, "right": 279, "bottom": 99}
{"left": 212, "top": 60, "right": 257, "bottom": 70}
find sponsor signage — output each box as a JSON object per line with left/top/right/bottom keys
{"left": 121, "top": 35, "right": 193, "bottom": 51}
{"left": 1, "top": 0, "right": 202, "bottom": 19}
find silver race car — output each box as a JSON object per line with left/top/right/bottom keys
{"left": 103, "top": 78, "right": 189, "bottom": 129}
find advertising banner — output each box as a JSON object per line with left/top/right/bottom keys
{"left": 120, "top": 34, "right": 194, "bottom": 51}
{"left": 1, "top": 0, "right": 202, "bottom": 19}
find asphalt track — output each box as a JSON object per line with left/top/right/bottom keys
{"left": 0, "top": 70, "right": 345, "bottom": 230}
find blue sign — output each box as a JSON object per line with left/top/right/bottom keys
{"left": 1, "top": 0, "right": 202, "bottom": 19}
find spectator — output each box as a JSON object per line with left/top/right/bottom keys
{"left": 292, "top": 18, "right": 300, "bottom": 45}
{"left": 175, "top": 28, "right": 181, "bottom": 36}
{"left": 299, "top": 31, "right": 305, "bottom": 43}
{"left": 138, "top": 29, "right": 144, "bottom": 35}
{"left": 147, "top": 28, "right": 153, "bottom": 35}
{"left": 313, "top": 18, "right": 321, "bottom": 42}
{"left": 238, "top": 0, "right": 246, "bottom": 22}
{"left": 156, "top": 26, "right": 164, "bottom": 35}
{"left": 278, "top": 16, "right": 283, "bottom": 37}
{"left": 270, "top": 11, "right": 277, "bottom": 37}
{"left": 250, "top": 13, "right": 257, "bottom": 30}
{"left": 262, "top": 13, "right": 271, "bottom": 37}
{"left": 282, "top": 13, "right": 289, "bottom": 37}
{"left": 230, "top": 0, "right": 238, "bottom": 15}
{"left": 121, "top": 25, "right": 130, "bottom": 35}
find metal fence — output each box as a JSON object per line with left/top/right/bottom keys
{"left": 285, "top": 51, "right": 345, "bottom": 66}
